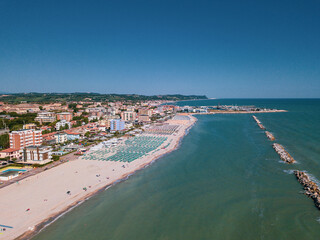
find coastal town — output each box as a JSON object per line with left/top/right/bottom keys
{"left": 0, "top": 96, "right": 284, "bottom": 178}
{"left": 0, "top": 94, "right": 295, "bottom": 240}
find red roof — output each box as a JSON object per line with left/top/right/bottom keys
{"left": 64, "top": 130, "right": 79, "bottom": 135}
{"left": 42, "top": 132, "right": 57, "bottom": 137}
{"left": 0, "top": 148, "right": 20, "bottom": 153}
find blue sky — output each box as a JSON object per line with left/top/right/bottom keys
{"left": 0, "top": 0, "right": 319, "bottom": 98}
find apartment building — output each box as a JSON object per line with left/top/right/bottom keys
{"left": 54, "top": 133, "right": 68, "bottom": 144}
{"left": 138, "top": 108, "right": 153, "bottom": 116}
{"left": 9, "top": 129, "right": 42, "bottom": 150}
{"left": 110, "top": 119, "right": 125, "bottom": 132}
{"left": 55, "top": 120, "right": 71, "bottom": 130}
{"left": 121, "top": 111, "right": 137, "bottom": 121}
{"left": 35, "top": 112, "right": 56, "bottom": 123}
{"left": 56, "top": 112, "right": 73, "bottom": 121}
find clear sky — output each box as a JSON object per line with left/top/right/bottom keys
{"left": 0, "top": 0, "right": 319, "bottom": 98}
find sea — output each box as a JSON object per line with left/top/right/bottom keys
{"left": 33, "top": 99, "right": 320, "bottom": 240}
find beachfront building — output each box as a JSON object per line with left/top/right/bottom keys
{"left": 9, "top": 129, "right": 42, "bottom": 150}
{"left": 121, "top": 111, "right": 137, "bottom": 121}
{"left": 55, "top": 120, "right": 71, "bottom": 130}
{"left": 54, "top": 133, "right": 68, "bottom": 144}
{"left": 110, "top": 119, "right": 125, "bottom": 132}
{"left": 0, "top": 148, "right": 21, "bottom": 160}
{"left": 22, "top": 146, "right": 52, "bottom": 164}
{"left": 35, "top": 112, "right": 56, "bottom": 124}
{"left": 56, "top": 112, "right": 73, "bottom": 121}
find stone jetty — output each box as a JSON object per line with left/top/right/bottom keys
{"left": 265, "top": 131, "right": 275, "bottom": 141}
{"left": 294, "top": 170, "right": 320, "bottom": 210}
{"left": 252, "top": 115, "right": 265, "bottom": 130}
{"left": 272, "top": 143, "right": 295, "bottom": 164}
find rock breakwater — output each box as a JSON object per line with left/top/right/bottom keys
{"left": 265, "top": 131, "right": 275, "bottom": 141}
{"left": 294, "top": 170, "right": 320, "bottom": 210}
{"left": 272, "top": 143, "right": 295, "bottom": 164}
{"left": 252, "top": 115, "right": 265, "bottom": 130}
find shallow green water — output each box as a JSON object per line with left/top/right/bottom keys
{"left": 34, "top": 99, "right": 320, "bottom": 240}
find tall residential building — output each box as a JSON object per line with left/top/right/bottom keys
{"left": 56, "top": 112, "right": 73, "bottom": 121}
{"left": 120, "top": 111, "right": 137, "bottom": 121}
{"left": 110, "top": 119, "right": 125, "bottom": 131}
{"left": 9, "top": 129, "right": 42, "bottom": 150}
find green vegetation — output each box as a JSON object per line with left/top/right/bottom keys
{"left": 0, "top": 112, "right": 37, "bottom": 130}
{"left": 68, "top": 103, "right": 78, "bottom": 112}
{"left": 72, "top": 115, "right": 88, "bottom": 127}
{"left": 0, "top": 134, "right": 9, "bottom": 149}
{"left": 0, "top": 93, "right": 207, "bottom": 104}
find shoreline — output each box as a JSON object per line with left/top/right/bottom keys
{"left": 0, "top": 115, "right": 197, "bottom": 240}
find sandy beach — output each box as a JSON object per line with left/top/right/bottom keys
{"left": 0, "top": 115, "right": 196, "bottom": 240}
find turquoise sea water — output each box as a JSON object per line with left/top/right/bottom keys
{"left": 33, "top": 99, "right": 320, "bottom": 240}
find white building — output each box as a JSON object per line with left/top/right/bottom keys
{"left": 35, "top": 112, "right": 56, "bottom": 123}
{"left": 54, "top": 133, "right": 68, "bottom": 144}
{"left": 56, "top": 120, "right": 71, "bottom": 130}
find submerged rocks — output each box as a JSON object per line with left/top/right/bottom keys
{"left": 294, "top": 170, "right": 320, "bottom": 210}
{"left": 272, "top": 143, "right": 295, "bottom": 164}
{"left": 265, "top": 131, "right": 275, "bottom": 141}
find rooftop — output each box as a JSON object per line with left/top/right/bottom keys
{"left": 0, "top": 148, "right": 20, "bottom": 153}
